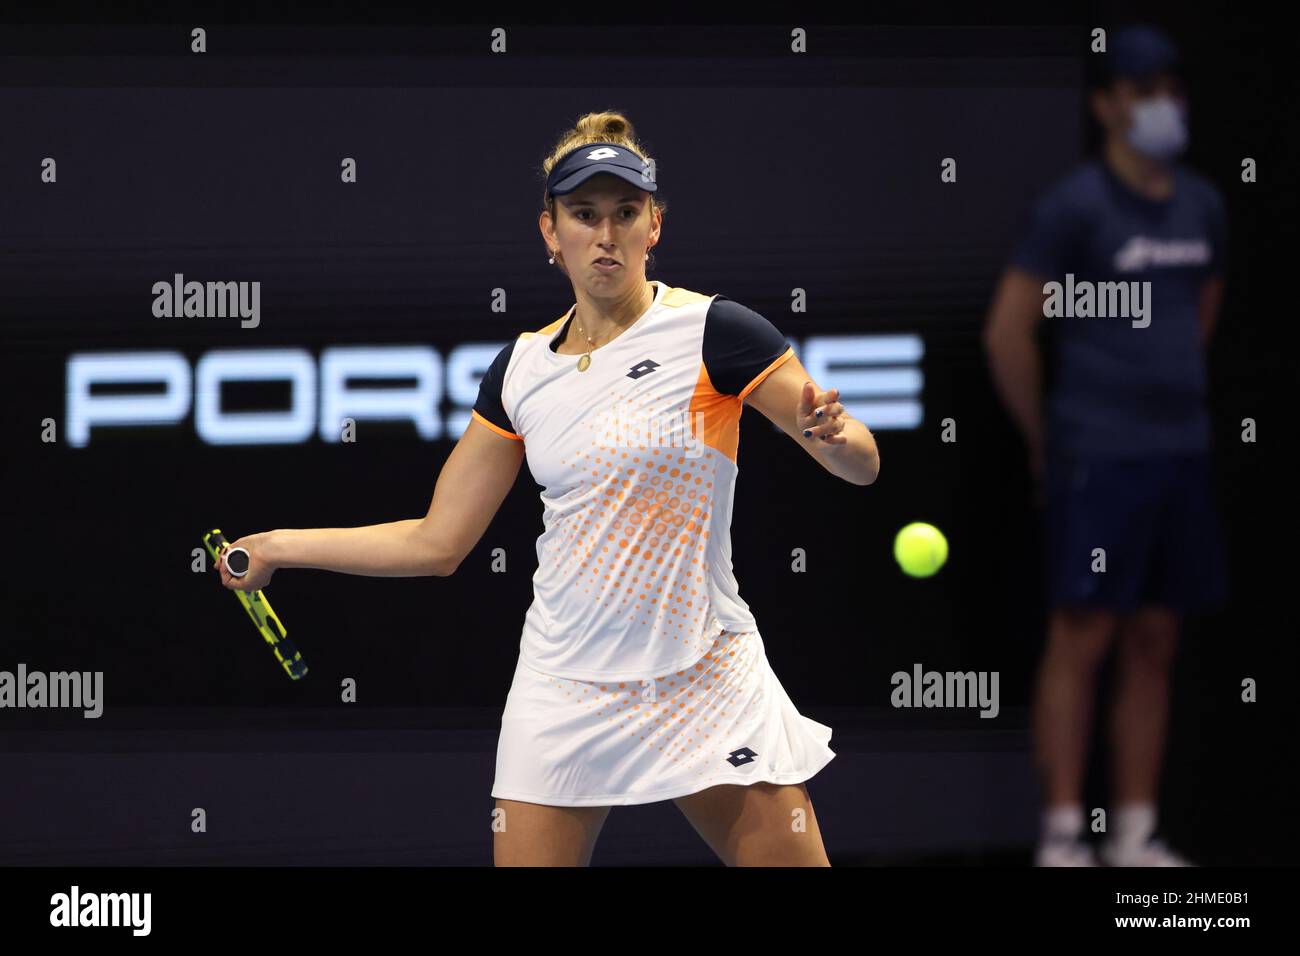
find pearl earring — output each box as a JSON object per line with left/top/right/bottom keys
{"left": 547, "top": 249, "right": 651, "bottom": 263}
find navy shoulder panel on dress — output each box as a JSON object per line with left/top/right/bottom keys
{"left": 472, "top": 338, "right": 520, "bottom": 436}
{"left": 702, "top": 296, "right": 792, "bottom": 397}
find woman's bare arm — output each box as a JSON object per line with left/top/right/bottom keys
{"left": 744, "top": 353, "right": 880, "bottom": 486}
{"left": 217, "top": 419, "right": 526, "bottom": 591}
{"left": 412, "top": 418, "right": 528, "bottom": 575}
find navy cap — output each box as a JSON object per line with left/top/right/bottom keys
{"left": 1107, "top": 25, "right": 1179, "bottom": 81}
{"left": 545, "top": 142, "right": 657, "bottom": 198}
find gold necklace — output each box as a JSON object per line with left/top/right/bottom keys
{"left": 572, "top": 312, "right": 618, "bottom": 372}
{"left": 571, "top": 284, "right": 654, "bottom": 372}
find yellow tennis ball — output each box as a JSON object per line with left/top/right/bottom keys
{"left": 893, "top": 522, "right": 948, "bottom": 578}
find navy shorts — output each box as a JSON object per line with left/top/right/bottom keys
{"left": 1044, "top": 453, "right": 1229, "bottom": 613}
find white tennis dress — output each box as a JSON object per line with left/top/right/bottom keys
{"left": 473, "top": 280, "right": 836, "bottom": 806}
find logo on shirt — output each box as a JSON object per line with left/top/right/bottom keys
{"left": 627, "top": 359, "right": 661, "bottom": 379}
{"left": 727, "top": 746, "right": 758, "bottom": 767}
{"left": 1113, "top": 236, "right": 1211, "bottom": 273}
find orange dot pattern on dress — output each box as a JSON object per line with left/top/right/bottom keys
{"left": 492, "top": 283, "right": 789, "bottom": 681}
{"left": 544, "top": 628, "right": 765, "bottom": 779}
{"left": 551, "top": 386, "right": 716, "bottom": 644}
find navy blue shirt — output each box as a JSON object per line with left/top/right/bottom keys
{"left": 1009, "top": 159, "right": 1227, "bottom": 458}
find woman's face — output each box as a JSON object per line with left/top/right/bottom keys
{"left": 542, "top": 174, "right": 660, "bottom": 293}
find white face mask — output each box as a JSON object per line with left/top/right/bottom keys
{"left": 1125, "top": 95, "right": 1188, "bottom": 160}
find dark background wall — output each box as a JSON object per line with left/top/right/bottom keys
{"left": 0, "top": 11, "right": 1291, "bottom": 772}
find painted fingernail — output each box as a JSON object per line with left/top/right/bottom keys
{"left": 803, "top": 429, "right": 812, "bottom": 438}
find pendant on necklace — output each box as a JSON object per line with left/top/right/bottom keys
{"left": 577, "top": 353, "right": 591, "bottom": 372}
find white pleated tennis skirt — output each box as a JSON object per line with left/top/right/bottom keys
{"left": 491, "top": 625, "right": 836, "bottom": 807}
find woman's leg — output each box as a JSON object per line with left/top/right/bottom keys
{"left": 674, "top": 781, "right": 830, "bottom": 866}
{"left": 493, "top": 798, "right": 612, "bottom": 866}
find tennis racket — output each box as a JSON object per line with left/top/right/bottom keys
{"left": 202, "top": 528, "right": 308, "bottom": 681}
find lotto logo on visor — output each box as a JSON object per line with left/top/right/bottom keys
{"left": 547, "top": 141, "right": 657, "bottom": 195}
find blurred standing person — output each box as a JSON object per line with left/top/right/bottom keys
{"left": 983, "top": 25, "right": 1229, "bottom": 866}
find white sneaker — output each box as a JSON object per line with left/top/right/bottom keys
{"left": 1035, "top": 838, "right": 1099, "bottom": 866}
{"left": 1100, "top": 838, "right": 1194, "bottom": 867}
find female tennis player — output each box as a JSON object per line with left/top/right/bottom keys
{"left": 215, "top": 112, "right": 880, "bottom": 866}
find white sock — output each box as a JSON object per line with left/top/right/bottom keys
{"left": 1111, "top": 802, "right": 1157, "bottom": 848}
{"left": 1042, "top": 804, "right": 1084, "bottom": 842}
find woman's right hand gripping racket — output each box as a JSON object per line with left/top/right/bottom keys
{"left": 203, "top": 528, "right": 308, "bottom": 681}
